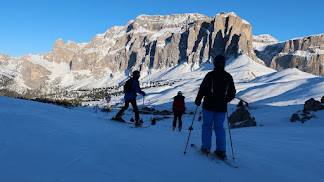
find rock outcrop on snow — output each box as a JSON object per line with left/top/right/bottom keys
{"left": 228, "top": 106, "right": 257, "bottom": 128}
{"left": 303, "top": 98, "right": 323, "bottom": 112}
{"left": 290, "top": 97, "right": 324, "bottom": 123}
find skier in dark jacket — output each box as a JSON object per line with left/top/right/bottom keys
{"left": 195, "top": 55, "right": 236, "bottom": 159}
{"left": 115, "top": 71, "right": 146, "bottom": 126}
{"left": 172, "top": 91, "right": 185, "bottom": 131}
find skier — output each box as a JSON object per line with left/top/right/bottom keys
{"left": 194, "top": 55, "right": 236, "bottom": 159}
{"left": 172, "top": 91, "right": 185, "bottom": 131}
{"left": 115, "top": 71, "right": 146, "bottom": 126}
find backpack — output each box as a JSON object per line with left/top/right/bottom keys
{"left": 124, "top": 78, "right": 134, "bottom": 93}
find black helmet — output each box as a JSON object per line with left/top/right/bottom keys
{"left": 133, "top": 71, "right": 140, "bottom": 78}
{"left": 213, "top": 55, "right": 226, "bottom": 67}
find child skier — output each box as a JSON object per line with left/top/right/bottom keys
{"left": 172, "top": 91, "right": 185, "bottom": 131}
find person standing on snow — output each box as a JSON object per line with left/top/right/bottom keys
{"left": 172, "top": 91, "right": 185, "bottom": 131}
{"left": 194, "top": 55, "right": 236, "bottom": 159}
{"left": 115, "top": 71, "right": 146, "bottom": 126}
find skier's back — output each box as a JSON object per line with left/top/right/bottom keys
{"left": 195, "top": 55, "right": 236, "bottom": 159}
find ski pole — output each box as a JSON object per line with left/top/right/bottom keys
{"left": 184, "top": 106, "right": 198, "bottom": 155}
{"left": 143, "top": 96, "right": 145, "bottom": 109}
{"left": 227, "top": 110, "right": 235, "bottom": 161}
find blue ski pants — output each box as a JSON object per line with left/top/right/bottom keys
{"left": 202, "top": 109, "right": 226, "bottom": 151}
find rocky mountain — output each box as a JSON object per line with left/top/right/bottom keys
{"left": 0, "top": 12, "right": 257, "bottom": 96}
{"left": 1, "top": 12, "right": 323, "bottom": 97}
{"left": 254, "top": 34, "right": 324, "bottom": 76}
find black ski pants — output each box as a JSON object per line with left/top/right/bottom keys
{"left": 173, "top": 111, "right": 182, "bottom": 128}
{"left": 116, "top": 100, "right": 139, "bottom": 122}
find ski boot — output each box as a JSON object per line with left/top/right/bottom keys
{"left": 178, "top": 127, "right": 182, "bottom": 132}
{"left": 214, "top": 151, "right": 227, "bottom": 160}
{"left": 172, "top": 126, "right": 176, "bottom": 131}
{"left": 135, "top": 119, "right": 142, "bottom": 127}
{"left": 200, "top": 147, "right": 210, "bottom": 155}
{"left": 112, "top": 115, "right": 125, "bottom": 122}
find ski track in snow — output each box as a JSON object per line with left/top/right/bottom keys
{"left": 1, "top": 55, "right": 324, "bottom": 182}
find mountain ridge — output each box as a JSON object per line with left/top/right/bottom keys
{"left": 0, "top": 12, "right": 323, "bottom": 97}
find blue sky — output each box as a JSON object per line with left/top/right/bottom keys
{"left": 0, "top": 0, "right": 323, "bottom": 57}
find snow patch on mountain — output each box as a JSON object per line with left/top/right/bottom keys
{"left": 253, "top": 34, "right": 280, "bottom": 51}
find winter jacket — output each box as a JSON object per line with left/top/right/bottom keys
{"left": 173, "top": 95, "right": 185, "bottom": 113}
{"left": 124, "top": 78, "right": 144, "bottom": 101}
{"left": 195, "top": 70, "right": 236, "bottom": 112}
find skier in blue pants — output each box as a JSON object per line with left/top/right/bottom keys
{"left": 195, "top": 55, "right": 236, "bottom": 159}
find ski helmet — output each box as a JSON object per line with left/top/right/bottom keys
{"left": 213, "top": 55, "right": 226, "bottom": 67}
{"left": 133, "top": 71, "right": 140, "bottom": 78}
{"left": 178, "top": 91, "right": 182, "bottom": 95}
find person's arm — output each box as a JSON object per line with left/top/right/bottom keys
{"left": 195, "top": 73, "right": 210, "bottom": 106}
{"left": 226, "top": 75, "right": 236, "bottom": 103}
{"left": 172, "top": 98, "right": 175, "bottom": 111}
{"left": 134, "top": 80, "right": 146, "bottom": 96}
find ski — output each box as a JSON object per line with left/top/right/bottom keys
{"left": 129, "top": 118, "right": 149, "bottom": 128}
{"left": 130, "top": 125, "right": 150, "bottom": 128}
{"left": 190, "top": 144, "right": 220, "bottom": 164}
{"left": 191, "top": 144, "right": 238, "bottom": 168}
{"left": 211, "top": 153, "right": 238, "bottom": 168}
{"left": 98, "top": 117, "right": 133, "bottom": 124}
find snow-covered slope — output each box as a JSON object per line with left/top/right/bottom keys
{"left": 1, "top": 58, "right": 324, "bottom": 181}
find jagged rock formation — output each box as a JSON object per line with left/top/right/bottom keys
{"left": 255, "top": 34, "right": 324, "bottom": 76}
{"left": 1, "top": 12, "right": 323, "bottom": 97}
{"left": 44, "top": 39, "right": 86, "bottom": 64}
{"left": 70, "top": 12, "right": 256, "bottom": 74}
{"left": 0, "top": 12, "right": 258, "bottom": 95}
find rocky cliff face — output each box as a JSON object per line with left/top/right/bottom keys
{"left": 70, "top": 12, "right": 256, "bottom": 75}
{"left": 271, "top": 34, "right": 324, "bottom": 76}
{"left": 255, "top": 34, "right": 324, "bottom": 76}
{"left": 0, "top": 12, "right": 258, "bottom": 95}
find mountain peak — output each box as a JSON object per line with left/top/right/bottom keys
{"left": 218, "top": 11, "right": 238, "bottom": 17}
{"left": 253, "top": 34, "right": 279, "bottom": 43}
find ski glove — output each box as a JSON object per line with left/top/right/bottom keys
{"left": 142, "top": 91, "right": 146, "bottom": 96}
{"left": 195, "top": 99, "right": 201, "bottom": 106}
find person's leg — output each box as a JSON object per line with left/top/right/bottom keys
{"left": 116, "top": 100, "right": 130, "bottom": 117}
{"left": 173, "top": 112, "right": 177, "bottom": 129}
{"left": 202, "top": 109, "right": 214, "bottom": 151}
{"left": 130, "top": 100, "right": 139, "bottom": 122}
{"left": 213, "top": 112, "right": 226, "bottom": 151}
{"left": 178, "top": 113, "right": 182, "bottom": 130}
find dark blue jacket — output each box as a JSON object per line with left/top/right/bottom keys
{"left": 195, "top": 70, "right": 236, "bottom": 112}
{"left": 125, "top": 78, "right": 144, "bottom": 101}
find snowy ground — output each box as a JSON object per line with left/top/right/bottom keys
{"left": 1, "top": 55, "right": 324, "bottom": 182}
